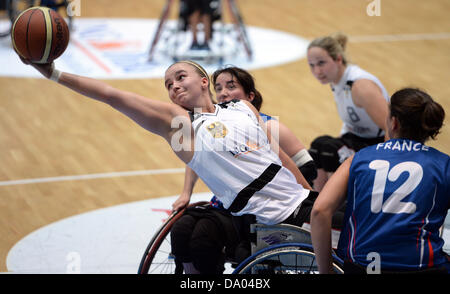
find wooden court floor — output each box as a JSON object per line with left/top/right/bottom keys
{"left": 0, "top": 0, "right": 449, "bottom": 272}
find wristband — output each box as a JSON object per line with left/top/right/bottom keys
{"left": 49, "top": 67, "right": 62, "bottom": 82}
{"left": 291, "top": 149, "right": 314, "bottom": 168}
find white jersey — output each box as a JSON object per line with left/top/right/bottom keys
{"left": 331, "top": 64, "right": 389, "bottom": 138}
{"left": 187, "top": 100, "right": 309, "bottom": 225}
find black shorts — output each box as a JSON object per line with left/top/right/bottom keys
{"left": 283, "top": 191, "right": 345, "bottom": 230}
{"left": 170, "top": 204, "right": 239, "bottom": 273}
{"left": 182, "top": 0, "right": 214, "bottom": 15}
{"left": 309, "top": 133, "right": 384, "bottom": 172}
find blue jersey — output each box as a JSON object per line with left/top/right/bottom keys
{"left": 337, "top": 139, "right": 450, "bottom": 270}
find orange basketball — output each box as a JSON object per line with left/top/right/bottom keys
{"left": 11, "top": 6, "right": 70, "bottom": 64}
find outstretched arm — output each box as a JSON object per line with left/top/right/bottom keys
{"left": 23, "top": 61, "right": 194, "bottom": 163}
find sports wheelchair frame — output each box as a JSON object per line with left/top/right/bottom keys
{"left": 138, "top": 201, "right": 344, "bottom": 274}
{"left": 147, "top": 0, "right": 252, "bottom": 64}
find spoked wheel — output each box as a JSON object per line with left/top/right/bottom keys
{"left": 233, "top": 243, "right": 344, "bottom": 274}
{"left": 138, "top": 201, "right": 209, "bottom": 274}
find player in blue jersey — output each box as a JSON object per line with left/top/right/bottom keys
{"left": 310, "top": 88, "right": 449, "bottom": 274}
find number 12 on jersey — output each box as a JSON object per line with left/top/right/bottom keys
{"left": 368, "top": 160, "right": 423, "bottom": 214}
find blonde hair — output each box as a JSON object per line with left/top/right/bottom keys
{"left": 169, "top": 60, "right": 217, "bottom": 103}
{"left": 308, "top": 32, "right": 349, "bottom": 66}
{"left": 176, "top": 60, "right": 210, "bottom": 83}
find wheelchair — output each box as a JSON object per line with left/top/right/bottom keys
{"left": 147, "top": 0, "right": 252, "bottom": 64}
{"left": 138, "top": 201, "right": 344, "bottom": 274}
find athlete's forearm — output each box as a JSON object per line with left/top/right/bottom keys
{"left": 310, "top": 208, "right": 334, "bottom": 274}
{"left": 279, "top": 148, "right": 313, "bottom": 190}
{"left": 182, "top": 166, "right": 199, "bottom": 196}
{"left": 57, "top": 71, "right": 118, "bottom": 104}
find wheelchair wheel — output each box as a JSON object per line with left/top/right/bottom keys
{"left": 138, "top": 201, "right": 209, "bottom": 274}
{"left": 233, "top": 243, "right": 344, "bottom": 274}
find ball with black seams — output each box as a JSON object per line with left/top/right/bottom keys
{"left": 11, "top": 6, "right": 69, "bottom": 63}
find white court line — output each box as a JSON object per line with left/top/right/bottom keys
{"left": 0, "top": 168, "right": 185, "bottom": 186}
{"left": 349, "top": 32, "right": 450, "bottom": 43}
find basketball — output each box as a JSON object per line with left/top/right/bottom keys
{"left": 11, "top": 6, "right": 70, "bottom": 64}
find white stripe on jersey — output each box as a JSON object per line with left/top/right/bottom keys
{"left": 188, "top": 100, "right": 307, "bottom": 225}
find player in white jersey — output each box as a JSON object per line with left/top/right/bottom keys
{"left": 170, "top": 66, "right": 319, "bottom": 273}
{"left": 172, "top": 66, "right": 317, "bottom": 212}
{"left": 311, "top": 88, "right": 449, "bottom": 274}
{"left": 22, "top": 58, "right": 311, "bottom": 221}
{"left": 306, "top": 32, "right": 390, "bottom": 191}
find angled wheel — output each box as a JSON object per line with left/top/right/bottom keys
{"left": 233, "top": 243, "right": 344, "bottom": 274}
{"left": 138, "top": 201, "right": 209, "bottom": 274}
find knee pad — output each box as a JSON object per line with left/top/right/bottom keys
{"left": 309, "top": 135, "right": 333, "bottom": 166}
{"left": 298, "top": 160, "right": 318, "bottom": 187}
{"left": 309, "top": 135, "right": 344, "bottom": 172}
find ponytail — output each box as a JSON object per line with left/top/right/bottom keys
{"left": 308, "top": 32, "right": 349, "bottom": 65}
{"left": 390, "top": 88, "right": 445, "bottom": 142}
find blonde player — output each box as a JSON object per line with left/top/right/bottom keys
{"left": 307, "top": 32, "right": 389, "bottom": 191}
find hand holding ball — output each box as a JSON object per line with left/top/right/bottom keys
{"left": 11, "top": 6, "right": 69, "bottom": 64}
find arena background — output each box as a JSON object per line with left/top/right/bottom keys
{"left": 0, "top": 0, "right": 449, "bottom": 273}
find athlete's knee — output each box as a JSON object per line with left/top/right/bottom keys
{"left": 171, "top": 215, "right": 197, "bottom": 261}
{"left": 190, "top": 218, "right": 222, "bottom": 251}
{"left": 190, "top": 218, "right": 224, "bottom": 273}
{"left": 310, "top": 136, "right": 331, "bottom": 163}
{"left": 309, "top": 135, "right": 344, "bottom": 172}
{"left": 171, "top": 215, "right": 196, "bottom": 239}
{"left": 299, "top": 160, "right": 318, "bottom": 187}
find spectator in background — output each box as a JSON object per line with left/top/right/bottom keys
{"left": 180, "top": 0, "right": 215, "bottom": 50}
